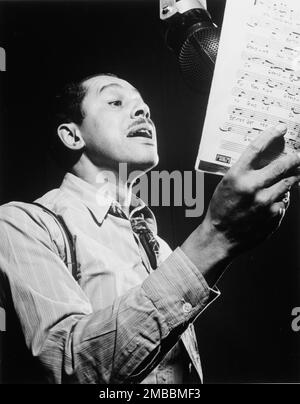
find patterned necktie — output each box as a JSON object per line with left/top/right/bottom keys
{"left": 130, "top": 216, "right": 160, "bottom": 270}
{"left": 108, "top": 203, "right": 160, "bottom": 270}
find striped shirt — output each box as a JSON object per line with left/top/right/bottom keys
{"left": 0, "top": 172, "right": 219, "bottom": 383}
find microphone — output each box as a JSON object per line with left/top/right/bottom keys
{"left": 160, "top": 0, "right": 220, "bottom": 92}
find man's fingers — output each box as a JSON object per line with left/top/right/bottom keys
{"left": 255, "top": 176, "right": 297, "bottom": 206}
{"left": 257, "top": 152, "right": 300, "bottom": 188}
{"left": 236, "top": 124, "right": 287, "bottom": 170}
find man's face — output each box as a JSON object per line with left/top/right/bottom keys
{"left": 78, "top": 75, "right": 158, "bottom": 173}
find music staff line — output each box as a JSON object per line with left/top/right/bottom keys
{"left": 219, "top": 1, "right": 300, "bottom": 158}
{"left": 242, "top": 52, "right": 300, "bottom": 78}
{"left": 220, "top": 139, "right": 247, "bottom": 155}
{"left": 220, "top": 122, "right": 263, "bottom": 137}
{"left": 255, "top": 0, "right": 300, "bottom": 24}
{"left": 232, "top": 86, "right": 300, "bottom": 114}
{"left": 236, "top": 69, "right": 300, "bottom": 95}
{"left": 219, "top": 122, "right": 300, "bottom": 150}
{"left": 247, "top": 17, "right": 300, "bottom": 42}
{"left": 228, "top": 105, "right": 300, "bottom": 132}
{"left": 259, "top": 0, "right": 298, "bottom": 12}
{"left": 246, "top": 33, "right": 300, "bottom": 59}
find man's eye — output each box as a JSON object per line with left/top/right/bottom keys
{"left": 108, "top": 100, "right": 122, "bottom": 107}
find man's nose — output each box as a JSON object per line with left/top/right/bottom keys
{"left": 131, "top": 101, "right": 150, "bottom": 119}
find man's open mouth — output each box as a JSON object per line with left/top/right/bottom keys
{"left": 127, "top": 125, "right": 153, "bottom": 139}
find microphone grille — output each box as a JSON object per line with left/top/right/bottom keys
{"left": 178, "top": 26, "right": 220, "bottom": 91}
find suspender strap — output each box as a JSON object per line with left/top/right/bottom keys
{"left": 31, "top": 202, "right": 78, "bottom": 281}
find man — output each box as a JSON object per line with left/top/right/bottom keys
{"left": 0, "top": 73, "right": 299, "bottom": 384}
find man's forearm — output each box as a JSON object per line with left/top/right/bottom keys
{"left": 35, "top": 248, "right": 219, "bottom": 383}
{"left": 181, "top": 219, "right": 234, "bottom": 287}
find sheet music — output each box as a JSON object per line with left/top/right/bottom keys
{"left": 195, "top": 0, "right": 300, "bottom": 175}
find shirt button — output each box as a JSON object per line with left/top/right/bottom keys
{"left": 182, "top": 302, "right": 193, "bottom": 313}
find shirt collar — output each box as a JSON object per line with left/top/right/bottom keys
{"left": 60, "top": 172, "right": 157, "bottom": 231}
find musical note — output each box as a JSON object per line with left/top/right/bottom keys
{"left": 245, "top": 34, "right": 300, "bottom": 59}
{"left": 242, "top": 52, "right": 299, "bottom": 73}
{"left": 255, "top": 0, "right": 300, "bottom": 22}
{"left": 247, "top": 17, "right": 294, "bottom": 39}
{"left": 228, "top": 106, "right": 300, "bottom": 133}
{"left": 232, "top": 86, "right": 300, "bottom": 112}
{"left": 236, "top": 69, "right": 300, "bottom": 93}
{"left": 285, "top": 137, "right": 300, "bottom": 149}
{"left": 220, "top": 122, "right": 263, "bottom": 137}
{"left": 291, "top": 105, "right": 300, "bottom": 113}
{"left": 196, "top": 0, "right": 300, "bottom": 173}
{"left": 289, "top": 72, "right": 300, "bottom": 82}
{"left": 219, "top": 119, "right": 300, "bottom": 152}
{"left": 290, "top": 31, "right": 300, "bottom": 39}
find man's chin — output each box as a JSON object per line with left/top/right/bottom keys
{"left": 127, "top": 156, "right": 159, "bottom": 173}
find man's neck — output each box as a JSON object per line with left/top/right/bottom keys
{"left": 72, "top": 159, "right": 135, "bottom": 216}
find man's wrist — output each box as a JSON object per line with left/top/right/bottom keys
{"left": 180, "top": 219, "right": 235, "bottom": 287}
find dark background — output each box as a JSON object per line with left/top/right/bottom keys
{"left": 0, "top": 0, "right": 299, "bottom": 383}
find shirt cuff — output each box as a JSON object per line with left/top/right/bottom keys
{"left": 142, "top": 246, "right": 220, "bottom": 331}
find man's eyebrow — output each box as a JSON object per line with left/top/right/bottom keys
{"left": 97, "top": 83, "right": 140, "bottom": 95}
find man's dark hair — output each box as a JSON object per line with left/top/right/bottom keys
{"left": 51, "top": 72, "right": 118, "bottom": 171}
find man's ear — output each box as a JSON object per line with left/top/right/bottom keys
{"left": 57, "top": 123, "right": 85, "bottom": 150}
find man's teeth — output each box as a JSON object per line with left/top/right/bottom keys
{"left": 129, "top": 129, "right": 152, "bottom": 138}
{"left": 139, "top": 129, "right": 151, "bottom": 136}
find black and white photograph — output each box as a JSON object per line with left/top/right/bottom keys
{"left": 0, "top": 0, "right": 299, "bottom": 387}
